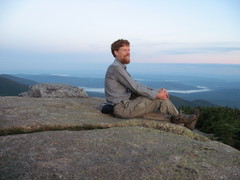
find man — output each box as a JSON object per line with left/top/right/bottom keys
{"left": 104, "top": 39, "right": 199, "bottom": 130}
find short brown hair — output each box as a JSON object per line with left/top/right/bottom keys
{"left": 111, "top": 39, "right": 130, "bottom": 57}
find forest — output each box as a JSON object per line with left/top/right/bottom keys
{"left": 180, "top": 106, "right": 240, "bottom": 150}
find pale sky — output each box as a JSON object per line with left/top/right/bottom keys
{"left": 0, "top": 0, "right": 240, "bottom": 73}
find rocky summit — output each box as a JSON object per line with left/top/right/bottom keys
{"left": 0, "top": 94, "right": 240, "bottom": 179}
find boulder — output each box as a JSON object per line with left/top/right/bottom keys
{"left": 21, "top": 83, "right": 88, "bottom": 98}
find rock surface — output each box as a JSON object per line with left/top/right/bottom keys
{"left": 19, "top": 83, "right": 88, "bottom": 98}
{"left": 0, "top": 96, "right": 240, "bottom": 179}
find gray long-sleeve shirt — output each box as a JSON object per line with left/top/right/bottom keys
{"left": 105, "top": 59, "right": 158, "bottom": 104}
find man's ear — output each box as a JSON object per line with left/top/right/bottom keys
{"left": 114, "top": 50, "right": 118, "bottom": 57}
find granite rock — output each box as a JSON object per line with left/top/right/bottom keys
{"left": 19, "top": 83, "right": 88, "bottom": 98}
{"left": 0, "top": 96, "right": 240, "bottom": 180}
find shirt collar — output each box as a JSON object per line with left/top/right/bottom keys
{"left": 114, "top": 58, "right": 127, "bottom": 70}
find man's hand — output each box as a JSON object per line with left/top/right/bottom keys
{"left": 156, "top": 88, "right": 169, "bottom": 100}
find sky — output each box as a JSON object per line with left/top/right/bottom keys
{"left": 0, "top": 0, "right": 240, "bottom": 73}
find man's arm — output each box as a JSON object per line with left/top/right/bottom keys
{"left": 112, "top": 66, "right": 158, "bottom": 99}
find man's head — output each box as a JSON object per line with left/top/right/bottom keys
{"left": 111, "top": 39, "right": 130, "bottom": 64}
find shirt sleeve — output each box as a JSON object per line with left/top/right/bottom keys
{"left": 112, "top": 65, "right": 158, "bottom": 99}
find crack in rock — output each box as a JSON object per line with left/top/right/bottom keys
{"left": 0, "top": 120, "right": 209, "bottom": 142}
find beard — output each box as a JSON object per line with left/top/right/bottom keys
{"left": 121, "top": 55, "right": 130, "bottom": 64}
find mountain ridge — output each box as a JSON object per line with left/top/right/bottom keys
{"left": 0, "top": 76, "right": 29, "bottom": 96}
{"left": 0, "top": 74, "right": 216, "bottom": 108}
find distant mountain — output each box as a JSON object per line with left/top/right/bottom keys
{"left": 10, "top": 74, "right": 217, "bottom": 108}
{"left": 14, "top": 74, "right": 104, "bottom": 88}
{"left": 192, "top": 99, "right": 215, "bottom": 107}
{"left": 171, "top": 88, "right": 240, "bottom": 108}
{"left": 169, "top": 95, "right": 214, "bottom": 108}
{"left": 0, "top": 74, "right": 37, "bottom": 86}
{"left": 0, "top": 76, "right": 30, "bottom": 96}
{"left": 87, "top": 91, "right": 105, "bottom": 98}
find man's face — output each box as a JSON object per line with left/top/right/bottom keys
{"left": 114, "top": 45, "right": 130, "bottom": 64}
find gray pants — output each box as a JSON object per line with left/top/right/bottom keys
{"left": 113, "top": 96, "right": 179, "bottom": 119}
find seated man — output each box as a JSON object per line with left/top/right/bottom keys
{"left": 104, "top": 39, "right": 199, "bottom": 130}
